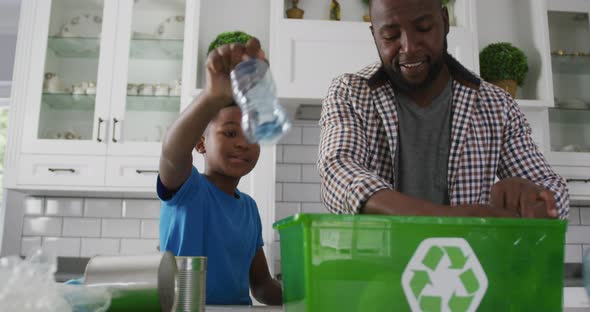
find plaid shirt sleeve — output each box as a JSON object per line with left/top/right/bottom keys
{"left": 318, "top": 75, "right": 392, "bottom": 214}
{"left": 497, "top": 96, "right": 570, "bottom": 219}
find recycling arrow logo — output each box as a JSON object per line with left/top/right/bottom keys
{"left": 401, "top": 238, "right": 488, "bottom": 312}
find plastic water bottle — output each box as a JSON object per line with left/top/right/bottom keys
{"left": 230, "top": 58, "right": 291, "bottom": 144}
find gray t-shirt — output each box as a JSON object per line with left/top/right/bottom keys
{"left": 395, "top": 80, "right": 453, "bottom": 205}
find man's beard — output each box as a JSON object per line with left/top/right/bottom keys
{"left": 382, "top": 39, "right": 449, "bottom": 93}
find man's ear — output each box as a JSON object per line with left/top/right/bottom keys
{"left": 196, "top": 136, "right": 206, "bottom": 154}
{"left": 442, "top": 6, "right": 450, "bottom": 34}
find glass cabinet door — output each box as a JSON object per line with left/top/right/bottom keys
{"left": 109, "top": 0, "right": 187, "bottom": 155}
{"left": 547, "top": 9, "right": 590, "bottom": 154}
{"left": 39, "top": 0, "right": 106, "bottom": 144}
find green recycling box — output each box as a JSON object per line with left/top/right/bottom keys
{"left": 273, "top": 214, "right": 567, "bottom": 312}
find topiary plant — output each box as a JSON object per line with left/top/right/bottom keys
{"left": 207, "top": 31, "right": 253, "bottom": 54}
{"left": 442, "top": 0, "right": 450, "bottom": 6}
{"left": 479, "top": 42, "right": 528, "bottom": 86}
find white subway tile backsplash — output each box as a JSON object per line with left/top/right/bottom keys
{"left": 275, "top": 202, "right": 300, "bottom": 221}
{"left": 279, "top": 127, "right": 302, "bottom": 144}
{"left": 569, "top": 207, "right": 581, "bottom": 225}
{"left": 20, "top": 237, "right": 42, "bottom": 257}
{"left": 276, "top": 146, "right": 283, "bottom": 163}
{"left": 62, "top": 218, "right": 100, "bottom": 237}
{"left": 22, "top": 217, "right": 62, "bottom": 236}
{"left": 81, "top": 238, "right": 120, "bottom": 257}
{"left": 301, "top": 165, "right": 320, "bottom": 183}
{"left": 45, "top": 198, "right": 83, "bottom": 217}
{"left": 84, "top": 199, "right": 123, "bottom": 218}
{"left": 580, "top": 207, "right": 590, "bottom": 225}
{"left": 276, "top": 164, "right": 301, "bottom": 183}
{"left": 276, "top": 183, "right": 283, "bottom": 201}
{"left": 102, "top": 219, "right": 140, "bottom": 238}
{"left": 42, "top": 237, "right": 81, "bottom": 257}
{"left": 565, "top": 244, "right": 582, "bottom": 263}
{"left": 302, "top": 127, "right": 320, "bottom": 145}
{"left": 141, "top": 220, "right": 159, "bottom": 239}
{"left": 124, "top": 199, "right": 160, "bottom": 219}
{"left": 566, "top": 226, "right": 590, "bottom": 244}
{"left": 120, "top": 239, "right": 159, "bottom": 255}
{"left": 301, "top": 203, "right": 327, "bottom": 214}
{"left": 283, "top": 146, "right": 318, "bottom": 164}
{"left": 283, "top": 183, "right": 321, "bottom": 202}
{"left": 24, "top": 197, "right": 44, "bottom": 216}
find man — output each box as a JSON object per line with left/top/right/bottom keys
{"left": 318, "top": 0, "right": 569, "bottom": 218}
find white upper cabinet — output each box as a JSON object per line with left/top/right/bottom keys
{"left": 6, "top": 0, "right": 271, "bottom": 193}
{"left": 270, "top": 0, "right": 478, "bottom": 103}
{"left": 7, "top": 0, "right": 202, "bottom": 192}
{"left": 543, "top": 0, "right": 590, "bottom": 196}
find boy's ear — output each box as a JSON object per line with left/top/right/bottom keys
{"left": 196, "top": 136, "right": 206, "bottom": 154}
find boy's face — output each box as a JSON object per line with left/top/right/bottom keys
{"left": 197, "top": 106, "right": 260, "bottom": 178}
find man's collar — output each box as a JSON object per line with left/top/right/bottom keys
{"left": 367, "top": 54, "right": 481, "bottom": 91}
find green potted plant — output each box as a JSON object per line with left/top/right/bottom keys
{"left": 207, "top": 31, "right": 253, "bottom": 54}
{"left": 479, "top": 42, "right": 529, "bottom": 98}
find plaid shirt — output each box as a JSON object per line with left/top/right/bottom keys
{"left": 318, "top": 57, "right": 569, "bottom": 219}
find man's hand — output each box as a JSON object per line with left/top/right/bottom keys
{"left": 490, "top": 177, "right": 558, "bottom": 219}
{"left": 204, "top": 38, "right": 266, "bottom": 105}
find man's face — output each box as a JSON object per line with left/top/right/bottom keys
{"left": 370, "top": 0, "right": 449, "bottom": 92}
{"left": 198, "top": 106, "right": 260, "bottom": 178}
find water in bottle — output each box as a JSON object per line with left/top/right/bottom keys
{"left": 230, "top": 58, "right": 291, "bottom": 144}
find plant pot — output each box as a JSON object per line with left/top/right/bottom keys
{"left": 286, "top": 7, "right": 304, "bottom": 19}
{"left": 492, "top": 80, "right": 518, "bottom": 98}
{"left": 363, "top": 14, "right": 371, "bottom": 22}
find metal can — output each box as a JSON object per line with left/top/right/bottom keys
{"left": 84, "top": 252, "right": 177, "bottom": 311}
{"left": 175, "top": 256, "right": 207, "bottom": 312}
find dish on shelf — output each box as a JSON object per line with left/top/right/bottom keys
{"left": 154, "top": 15, "right": 185, "bottom": 39}
{"left": 58, "top": 14, "right": 102, "bottom": 38}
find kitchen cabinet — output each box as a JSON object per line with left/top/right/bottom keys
{"left": 7, "top": 0, "right": 200, "bottom": 192}
{"left": 270, "top": 0, "right": 479, "bottom": 104}
{"left": 6, "top": 0, "right": 273, "bottom": 193}
{"left": 544, "top": 0, "right": 590, "bottom": 198}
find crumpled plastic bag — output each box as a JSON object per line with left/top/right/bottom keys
{"left": 0, "top": 249, "right": 111, "bottom": 312}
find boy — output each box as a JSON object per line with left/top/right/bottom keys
{"left": 157, "top": 37, "right": 282, "bottom": 305}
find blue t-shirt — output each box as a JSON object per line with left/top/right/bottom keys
{"left": 158, "top": 167, "right": 264, "bottom": 305}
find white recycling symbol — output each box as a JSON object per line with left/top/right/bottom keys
{"left": 401, "top": 238, "right": 488, "bottom": 312}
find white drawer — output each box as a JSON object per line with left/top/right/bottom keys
{"left": 106, "top": 156, "right": 160, "bottom": 188}
{"left": 18, "top": 154, "right": 106, "bottom": 186}
{"left": 553, "top": 166, "right": 590, "bottom": 198}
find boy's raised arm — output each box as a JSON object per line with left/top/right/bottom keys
{"left": 159, "top": 39, "right": 264, "bottom": 191}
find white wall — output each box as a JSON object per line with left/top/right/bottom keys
{"left": 0, "top": 35, "right": 17, "bottom": 81}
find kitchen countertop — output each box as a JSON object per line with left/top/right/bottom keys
{"left": 205, "top": 288, "right": 589, "bottom": 311}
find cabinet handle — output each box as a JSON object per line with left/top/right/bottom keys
{"left": 97, "top": 117, "right": 104, "bottom": 142}
{"left": 566, "top": 178, "right": 590, "bottom": 183}
{"left": 136, "top": 169, "right": 159, "bottom": 174}
{"left": 48, "top": 168, "right": 76, "bottom": 173}
{"left": 112, "top": 118, "right": 119, "bottom": 143}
